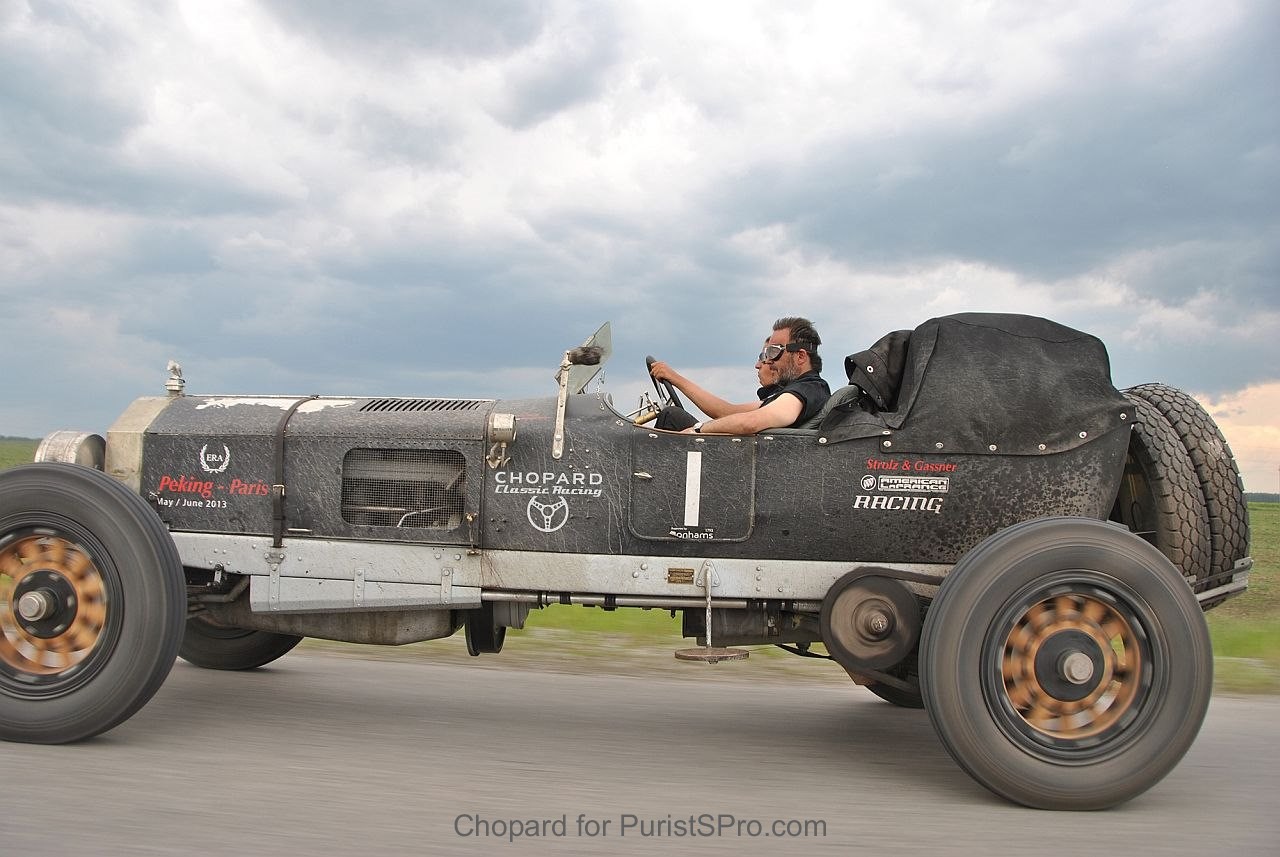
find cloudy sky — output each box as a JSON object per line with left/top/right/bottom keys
{"left": 3, "top": 0, "right": 1277, "bottom": 491}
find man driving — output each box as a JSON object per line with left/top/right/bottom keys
{"left": 650, "top": 317, "right": 830, "bottom": 434}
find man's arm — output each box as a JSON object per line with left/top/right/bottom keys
{"left": 649, "top": 361, "right": 760, "bottom": 418}
{"left": 690, "top": 392, "right": 803, "bottom": 435}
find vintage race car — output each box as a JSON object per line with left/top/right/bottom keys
{"left": 1, "top": 312, "right": 1251, "bottom": 810}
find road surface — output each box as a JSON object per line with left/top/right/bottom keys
{"left": 5, "top": 651, "right": 1277, "bottom": 856}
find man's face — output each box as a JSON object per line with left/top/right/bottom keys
{"left": 756, "top": 338, "right": 781, "bottom": 387}
{"left": 762, "top": 327, "right": 803, "bottom": 385}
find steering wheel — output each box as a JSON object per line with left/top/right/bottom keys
{"left": 645, "top": 356, "right": 685, "bottom": 411}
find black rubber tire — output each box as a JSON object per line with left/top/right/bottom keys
{"left": 920, "top": 517, "right": 1212, "bottom": 810}
{"left": 465, "top": 604, "right": 507, "bottom": 656}
{"left": 1124, "top": 383, "right": 1250, "bottom": 585}
{"left": 1113, "top": 395, "right": 1211, "bottom": 583}
{"left": 179, "top": 617, "right": 302, "bottom": 670}
{"left": 0, "top": 464, "right": 185, "bottom": 744}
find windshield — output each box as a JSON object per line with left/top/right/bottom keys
{"left": 566, "top": 322, "right": 612, "bottom": 394}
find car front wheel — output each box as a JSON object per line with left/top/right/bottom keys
{"left": 0, "top": 464, "right": 185, "bottom": 743}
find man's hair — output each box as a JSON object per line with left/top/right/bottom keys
{"left": 774, "top": 316, "right": 822, "bottom": 373}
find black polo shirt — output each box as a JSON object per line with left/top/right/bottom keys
{"left": 757, "top": 370, "right": 830, "bottom": 427}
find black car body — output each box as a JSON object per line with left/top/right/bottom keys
{"left": 2, "top": 312, "right": 1251, "bottom": 810}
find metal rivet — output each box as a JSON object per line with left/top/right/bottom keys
{"left": 1120, "top": 412, "right": 1128, "bottom": 421}
{"left": 935, "top": 442, "right": 944, "bottom": 450}
{"left": 988, "top": 444, "right": 998, "bottom": 452}
{"left": 1079, "top": 431, "right": 1088, "bottom": 439}
{"left": 1038, "top": 443, "right": 1047, "bottom": 451}
{"left": 818, "top": 437, "right": 828, "bottom": 444}
{"left": 882, "top": 440, "right": 893, "bottom": 449}
{"left": 866, "top": 365, "right": 875, "bottom": 373}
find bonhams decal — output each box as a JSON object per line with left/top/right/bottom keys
{"left": 667, "top": 526, "right": 716, "bottom": 541}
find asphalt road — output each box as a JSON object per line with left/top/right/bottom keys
{"left": 5, "top": 651, "right": 1277, "bottom": 856}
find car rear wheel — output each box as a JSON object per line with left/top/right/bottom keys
{"left": 920, "top": 517, "right": 1212, "bottom": 810}
{"left": 0, "top": 464, "right": 185, "bottom": 743}
{"left": 179, "top": 616, "right": 302, "bottom": 670}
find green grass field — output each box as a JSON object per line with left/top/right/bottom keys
{"left": 1206, "top": 502, "right": 1279, "bottom": 691}
{"left": 0, "top": 438, "right": 1275, "bottom": 690}
{"left": 0, "top": 438, "right": 37, "bottom": 470}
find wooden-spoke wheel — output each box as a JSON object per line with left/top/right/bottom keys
{"left": 993, "top": 586, "right": 1147, "bottom": 750}
{"left": 0, "top": 533, "right": 110, "bottom": 682}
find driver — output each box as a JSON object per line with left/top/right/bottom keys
{"left": 650, "top": 317, "right": 830, "bottom": 434}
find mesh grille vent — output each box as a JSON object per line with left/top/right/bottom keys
{"left": 360, "top": 398, "right": 487, "bottom": 413}
{"left": 341, "top": 448, "right": 465, "bottom": 529}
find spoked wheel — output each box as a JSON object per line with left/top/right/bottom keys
{"left": 1, "top": 532, "right": 111, "bottom": 680}
{"left": 179, "top": 616, "right": 302, "bottom": 671}
{"left": 0, "top": 464, "right": 185, "bottom": 743}
{"left": 921, "top": 517, "right": 1212, "bottom": 810}
{"left": 995, "top": 585, "right": 1146, "bottom": 744}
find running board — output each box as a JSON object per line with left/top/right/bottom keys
{"left": 1195, "top": 558, "right": 1251, "bottom": 611}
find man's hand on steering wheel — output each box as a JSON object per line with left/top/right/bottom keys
{"left": 645, "top": 356, "right": 685, "bottom": 411}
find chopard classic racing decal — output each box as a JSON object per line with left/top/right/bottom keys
{"left": 494, "top": 470, "right": 603, "bottom": 498}
{"left": 493, "top": 470, "right": 603, "bottom": 534}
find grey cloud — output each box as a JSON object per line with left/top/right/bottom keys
{"left": 490, "top": 10, "right": 623, "bottom": 129}
{"left": 708, "top": 7, "right": 1278, "bottom": 294}
{"left": 259, "top": 0, "right": 546, "bottom": 60}
{"left": 348, "top": 100, "right": 461, "bottom": 167}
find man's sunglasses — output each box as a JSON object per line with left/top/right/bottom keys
{"left": 757, "top": 342, "right": 804, "bottom": 363}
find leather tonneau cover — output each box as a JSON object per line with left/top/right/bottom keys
{"left": 820, "top": 313, "right": 1130, "bottom": 455}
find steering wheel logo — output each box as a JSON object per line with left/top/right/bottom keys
{"left": 527, "top": 495, "right": 570, "bottom": 533}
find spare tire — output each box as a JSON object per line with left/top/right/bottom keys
{"left": 1124, "top": 383, "right": 1250, "bottom": 588}
{"left": 1112, "top": 396, "right": 1211, "bottom": 584}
